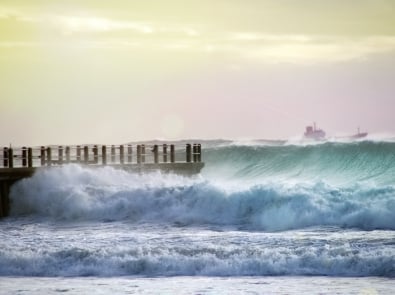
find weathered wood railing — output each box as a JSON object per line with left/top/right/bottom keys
{"left": 0, "top": 143, "right": 202, "bottom": 168}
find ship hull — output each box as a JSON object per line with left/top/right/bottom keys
{"left": 350, "top": 132, "right": 368, "bottom": 139}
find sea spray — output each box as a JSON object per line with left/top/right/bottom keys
{"left": 10, "top": 164, "right": 395, "bottom": 230}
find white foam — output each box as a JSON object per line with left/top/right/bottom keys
{"left": 1, "top": 223, "right": 394, "bottom": 277}
{"left": 9, "top": 165, "right": 395, "bottom": 231}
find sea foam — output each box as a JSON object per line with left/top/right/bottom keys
{"left": 9, "top": 164, "right": 395, "bottom": 231}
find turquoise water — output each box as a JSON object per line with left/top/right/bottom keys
{"left": 1, "top": 139, "right": 394, "bottom": 293}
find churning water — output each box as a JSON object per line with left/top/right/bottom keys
{"left": 1, "top": 139, "right": 395, "bottom": 294}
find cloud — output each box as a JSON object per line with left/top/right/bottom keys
{"left": 1, "top": 8, "right": 395, "bottom": 64}
{"left": 201, "top": 34, "right": 395, "bottom": 64}
{"left": 0, "top": 8, "right": 199, "bottom": 36}
{"left": 56, "top": 16, "right": 155, "bottom": 34}
{"left": 47, "top": 15, "right": 201, "bottom": 38}
{"left": 228, "top": 33, "right": 313, "bottom": 43}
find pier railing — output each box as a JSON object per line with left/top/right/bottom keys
{"left": 0, "top": 143, "right": 202, "bottom": 168}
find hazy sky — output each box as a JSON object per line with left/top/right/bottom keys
{"left": 1, "top": 0, "right": 395, "bottom": 145}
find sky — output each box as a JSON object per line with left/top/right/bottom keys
{"left": 1, "top": 0, "right": 395, "bottom": 146}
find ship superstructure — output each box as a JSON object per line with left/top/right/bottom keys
{"left": 304, "top": 123, "right": 326, "bottom": 140}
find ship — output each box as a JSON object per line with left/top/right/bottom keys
{"left": 349, "top": 127, "right": 368, "bottom": 139}
{"left": 304, "top": 123, "right": 326, "bottom": 140}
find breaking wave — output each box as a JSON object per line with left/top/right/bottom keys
{"left": 1, "top": 238, "right": 394, "bottom": 277}
{"left": 9, "top": 163, "right": 395, "bottom": 231}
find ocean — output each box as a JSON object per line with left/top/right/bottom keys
{"left": 1, "top": 139, "right": 395, "bottom": 294}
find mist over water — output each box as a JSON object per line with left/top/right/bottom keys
{"left": 2, "top": 139, "right": 395, "bottom": 278}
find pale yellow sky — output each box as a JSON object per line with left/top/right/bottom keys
{"left": 1, "top": 0, "right": 395, "bottom": 145}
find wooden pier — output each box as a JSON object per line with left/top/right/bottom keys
{"left": 0, "top": 143, "right": 203, "bottom": 218}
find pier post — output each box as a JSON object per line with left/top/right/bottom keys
{"left": 163, "top": 144, "right": 168, "bottom": 163}
{"left": 102, "top": 145, "right": 107, "bottom": 165}
{"left": 120, "top": 145, "right": 125, "bottom": 164}
{"left": 22, "top": 147, "right": 27, "bottom": 167}
{"left": 193, "top": 144, "right": 198, "bottom": 162}
{"left": 111, "top": 145, "right": 116, "bottom": 163}
{"left": 3, "top": 148, "right": 8, "bottom": 168}
{"left": 58, "top": 146, "right": 63, "bottom": 165}
{"left": 93, "top": 145, "right": 99, "bottom": 164}
{"left": 141, "top": 145, "right": 146, "bottom": 163}
{"left": 0, "top": 182, "right": 3, "bottom": 217}
{"left": 40, "top": 146, "right": 46, "bottom": 166}
{"left": 84, "top": 146, "right": 89, "bottom": 164}
{"left": 197, "top": 144, "right": 202, "bottom": 162}
{"left": 65, "top": 147, "right": 70, "bottom": 163}
{"left": 153, "top": 145, "right": 158, "bottom": 164}
{"left": 127, "top": 145, "right": 132, "bottom": 163}
{"left": 76, "top": 146, "right": 81, "bottom": 163}
{"left": 28, "top": 148, "right": 33, "bottom": 167}
{"left": 186, "top": 144, "right": 192, "bottom": 163}
{"left": 137, "top": 145, "right": 141, "bottom": 164}
{"left": 0, "top": 181, "right": 10, "bottom": 217}
{"left": 170, "top": 144, "right": 175, "bottom": 163}
{"left": 8, "top": 148, "right": 13, "bottom": 168}
{"left": 46, "top": 147, "right": 52, "bottom": 166}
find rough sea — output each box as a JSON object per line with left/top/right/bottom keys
{"left": 1, "top": 139, "right": 395, "bottom": 294}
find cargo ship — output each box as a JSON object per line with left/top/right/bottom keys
{"left": 349, "top": 127, "right": 368, "bottom": 139}
{"left": 304, "top": 123, "right": 326, "bottom": 140}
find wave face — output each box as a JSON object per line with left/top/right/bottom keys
{"left": 203, "top": 141, "right": 395, "bottom": 185}
{"left": 9, "top": 141, "right": 395, "bottom": 231}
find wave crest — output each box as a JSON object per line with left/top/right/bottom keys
{"left": 203, "top": 141, "right": 395, "bottom": 185}
{"left": 10, "top": 165, "right": 395, "bottom": 231}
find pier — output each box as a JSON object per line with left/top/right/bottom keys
{"left": 0, "top": 143, "right": 203, "bottom": 218}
